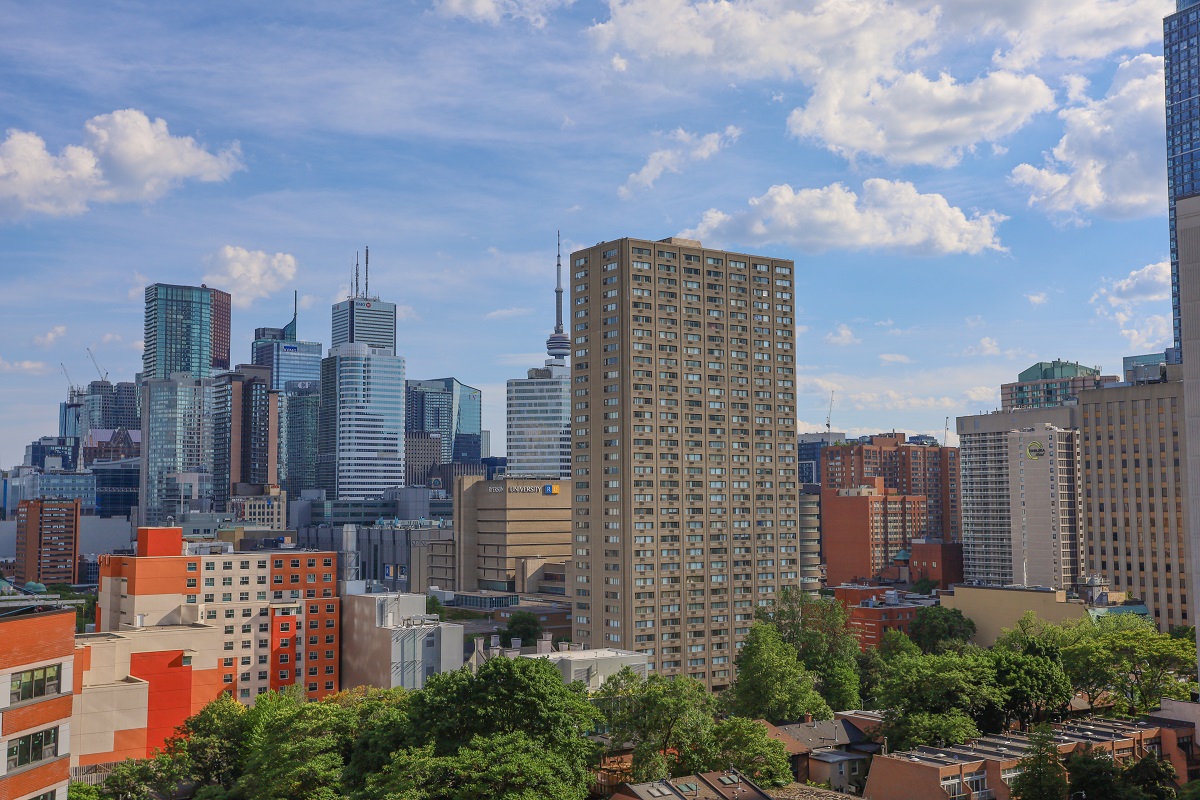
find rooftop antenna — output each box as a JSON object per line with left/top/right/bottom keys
{"left": 355, "top": 252, "right": 360, "bottom": 298}
{"left": 555, "top": 231, "right": 563, "bottom": 335}
{"left": 826, "top": 390, "right": 835, "bottom": 446}
{"left": 943, "top": 416, "right": 950, "bottom": 447}
{"left": 365, "top": 246, "right": 370, "bottom": 298}
{"left": 293, "top": 290, "right": 298, "bottom": 321}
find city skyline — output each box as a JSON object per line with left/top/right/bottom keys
{"left": 0, "top": 1, "right": 1179, "bottom": 465}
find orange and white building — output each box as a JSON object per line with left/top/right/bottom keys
{"left": 0, "top": 607, "right": 76, "bottom": 800}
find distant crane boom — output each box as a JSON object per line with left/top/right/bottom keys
{"left": 825, "top": 390, "right": 835, "bottom": 445}
{"left": 86, "top": 347, "right": 108, "bottom": 382}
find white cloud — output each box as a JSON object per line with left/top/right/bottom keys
{"left": 34, "top": 325, "right": 66, "bottom": 346}
{"left": 1026, "top": 292, "right": 1048, "bottom": 306}
{"left": 396, "top": 305, "right": 420, "bottom": 322}
{"left": 0, "top": 355, "right": 46, "bottom": 373}
{"left": 432, "top": 0, "right": 573, "bottom": 28}
{"left": 203, "top": 246, "right": 298, "bottom": 309}
{"left": 965, "top": 315, "right": 985, "bottom": 328}
{"left": 298, "top": 294, "right": 317, "bottom": 310}
{"left": 1011, "top": 55, "right": 1165, "bottom": 220}
{"left": 620, "top": 125, "right": 741, "bottom": 198}
{"left": 0, "top": 109, "right": 242, "bottom": 220}
{"left": 128, "top": 272, "right": 149, "bottom": 302}
{"left": 132, "top": 340, "right": 145, "bottom": 352}
{"left": 611, "top": 54, "right": 628, "bottom": 72}
{"left": 825, "top": 324, "right": 861, "bottom": 347}
{"left": 789, "top": 69, "right": 1055, "bottom": 167}
{"left": 1091, "top": 260, "right": 1173, "bottom": 350}
{"left": 964, "top": 385, "right": 998, "bottom": 403}
{"left": 875, "top": 318, "right": 894, "bottom": 327}
{"left": 879, "top": 353, "right": 911, "bottom": 364}
{"left": 484, "top": 307, "right": 533, "bottom": 319}
{"left": 496, "top": 352, "right": 552, "bottom": 366}
{"left": 101, "top": 333, "right": 122, "bottom": 344}
{"left": 681, "top": 179, "right": 1006, "bottom": 255}
{"left": 964, "top": 337, "right": 1002, "bottom": 356}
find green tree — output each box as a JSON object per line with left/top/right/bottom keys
{"left": 1179, "top": 779, "right": 1200, "bottom": 799}
{"left": 1123, "top": 751, "right": 1179, "bottom": 800}
{"left": 167, "top": 692, "right": 246, "bottom": 791}
{"left": 908, "top": 606, "right": 976, "bottom": 654}
{"left": 68, "top": 783, "right": 102, "bottom": 800}
{"left": 339, "top": 687, "right": 413, "bottom": 795}
{"left": 596, "top": 669, "right": 715, "bottom": 779}
{"left": 101, "top": 752, "right": 189, "bottom": 800}
{"left": 1105, "top": 623, "right": 1197, "bottom": 713}
{"left": 1060, "top": 636, "right": 1119, "bottom": 712}
{"left": 426, "top": 595, "right": 445, "bottom": 617}
{"left": 875, "top": 649, "right": 1005, "bottom": 750}
{"left": 1066, "top": 745, "right": 1127, "bottom": 800}
{"left": 362, "top": 731, "right": 588, "bottom": 800}
{"left": 236, "top": 688, "right": 356, "bottom": 800}
{"left": 911, "top": 577, "right": 939, "bottom": 595}
{"left": 855, "top": 646, "right": 886, "bottom": 708}
{"left": 992, "top": 649, "right": 1073, "bottom": 728}
{"left": 726, "top": 622, "right": 831, "bottom": 723}
{"left": 759, "top": 588, "right": 862, "bottom": 709}
{"left": 500, "top": 610, "right": 543, "bottom": 647}
{"left": 703, "top": 717, "right": 794, "bottom": 788}
{"left": 878, "top": 629, "right": 921, "bottom": 661}
{"left": 1009, "top": 725, "right": 1068, "bottom": 800}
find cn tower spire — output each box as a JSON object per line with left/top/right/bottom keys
{"left": 546, "top": 230, "right": 571, "bottom": 360}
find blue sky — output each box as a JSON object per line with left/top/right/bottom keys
{"left": 0, "top": 0, "right": 1178, "bottom": 464}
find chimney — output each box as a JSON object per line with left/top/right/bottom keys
{"left": 511, "top": 638, "right": 522, "bottom": 649}
{"left": 490, "top": 634, "right": 500, "bottom": 648}
{"left": 537, "top": 635, "right": 552, "bottom": 654}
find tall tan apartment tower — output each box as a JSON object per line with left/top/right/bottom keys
{"left": 567, "top": 237, "right": 799, "bottom": 690}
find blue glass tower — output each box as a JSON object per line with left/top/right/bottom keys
{"left": 1165, "top": 0, "right": 1200, "bottom": 361}
{"left": 406, "top": 378, "right": 483, "bottom": 463}
{"left": 251, "top": 292, "right": 322, "bottom": 390}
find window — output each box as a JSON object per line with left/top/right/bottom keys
{"left": 11, "top": 665, "right": 62, "bottom": 704}
{"left": 6, "top": 726, "right": 59, "bottom": 770}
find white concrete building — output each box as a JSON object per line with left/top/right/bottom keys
{"left": 340, "top": 592, "right": 463, "bottom": 691}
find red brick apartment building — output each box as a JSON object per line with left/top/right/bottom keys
{"left": 0, "top": 608, "right": 75, "bottom": 800}
{"left": 832, "top": 585, "right": 924, "bottom": 651}
{"left": 14, "top": 500, "right": 81, "bottom": 586}
{"left": 822, "top": 478, "right": 925, "bottom": 586}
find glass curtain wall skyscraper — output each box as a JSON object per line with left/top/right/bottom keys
{"left": 142, "top": 283, "right": 231, "bottom": 380}
{"left": 139, "top": 374, "right": 215, "bottom": 525}
{"left": 506, "top": 235, "right": 571, "bottom": 479}
{"left": 251, "top": 293, "right": 322, "bottom": 390}
{"left": 405, "top": 378, "right": 483, "bottom": 464}
{"left": 1165, "top": 0, "right": 1200, "bottom": 361}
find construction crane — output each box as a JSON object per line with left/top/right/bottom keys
{"left": 86, "top": 347, "right": 108, "bottom": 382}
{"left": 59, "top": 363, "right": 81, "bottom": 401}
{"left": 825, "top": 390, "right": 836, "bottom": 446}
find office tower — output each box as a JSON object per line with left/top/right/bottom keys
{"left": 59, "top": 390, "right": 83, "bottom": 438}
{"left": 506, "top": 237, "right": 572, "bottom": 479}
{"left": 252, "top": 294, "right": 322, "bottom": 390}
{"left": 1165, "top": 0, "right": 1200, "bottom": 361}
{"left": 93, "top": 457, "right": 140, "bottom": 519}
{"left": 567, "top": 237, "right": 799, "bottom": 690}
{"left": 1079, "top": 372, "right": 1188, "bottom": 630}
{"left": 821, "top": 434, "right": 960, "bottom": 541}
{"left": 453, "top": 475, "right": 571, "bottom": 593}
{"left": 139, "top": 374, "right": 215, "bottom": 526}
{"left": 0, "top": 607, "right": 74, "bottom": 800}
{"left": 331, "top": 252, "right": 396, "bottom": 351}
{"left": 823, "top": 479, "right": 926, "bottom": 586}
{"left": 405, "top": 432, "right": 442, "bottom": 486}
{"left": 279, "top": 380, "right": 320, "bottom": 498}
{"left": 14, "top": 498, "right": 81, "bottom": 584}
{"left": 796, "top": 431, "right": 845, "bottom": 485}
{"left": 957, "top": 405, "right": 1081, "bottom": 585}
{"left": 1008, "top": 424, "right": 1082, "bottom": 590}
{"left": 480, "top": 430, "right": 491, "bottom": 459}
{"left": 212, "top": 364, "right": 278, "bottom": 511}
{"left": 142, "top": 283, "right": 231, "bottom": 381}
{"left": 24, "top": 435, "right": 80, "bottom": 471}
{"left": 1001, "top": 360, "right": 1116, "bottom": 410}
{"left": 81, "top": 380, "right": 141, "bottom": 433}
{"left": 406, "top": 378, "right": 483, "bottom": 463}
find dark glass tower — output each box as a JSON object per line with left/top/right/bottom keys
{"left": 1165, "top": 0, "right": 1200, "bottom": 361}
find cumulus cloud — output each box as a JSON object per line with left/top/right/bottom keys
{"left": 964, "top": 385, "right": 999, "bottom": 403}
{"left": 1026, "top": 292, "right": 1048, "bottom": 306}
{"left": 790, "top": 69, "right": 1055, "bottom": 167}
{"left": 203, "top": 246, "right": 298, "bottom": 309}
{"left": 432, "top": 0, "right": 573, "bottom": 27}
{"left": 619, "top": 126, "right": 741, "bottom": 197}
{"left": 964, "top": 337, "right": 1002, "bottom": 356}
{"left": 101, "top": 333, "right": 122, "bottom": 344}
{"left": 1091, "top": 260, "right": 1173, "bottom": 350}
{"left": 0, "top": 109, "right": 242, "bottom": 220}
{"left": 485, "top": 307, "right": 533, "bottom": 319}
{"left": 879, "top": 353, "right": 911, "bottom": 364}
{"left": 396, "top": 305, "right": 420, "bottom": 322}
{"left": 825, "top": 325, "right": 861, "bottom": 347}
{"left": 1011, "top": 55, "right": 1165, "bottom": 220}
{"left": 0, "top": 355, "right": 46, "bottom": 373}
{"left": 34, "top": 325, "right": 66, "bottom": 346}
{"left": 680, "top": 179, "right": 1006, "bottom": 255}
{"left": 496, "top": 352, "right": 554, "bottom": 366}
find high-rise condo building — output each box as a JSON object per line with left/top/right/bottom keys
{"left": 319, "top": 259, "right": 405, "bottom": 500}
{"left": 142, "top": 283, "right": 231, "bottom": 381}
{"left": 280, "top": 380, "right": 320, "bottom": 497}
{"left": 822, "top": 479, "right": 925, "bottom": 586}
{"left": 212, "top": 364, "right": 279, "bottom": 511}
{"left": 1165, "top": 0, "right": 1200, "bottom": 361}
{"left": 1008, "top": 424, "right": 1081, "bottom": 590}
{"left": 14, "top": 498, "right": 81, "bottom": 584}
{"left": 406, "top": 378, "right": 483, "bottom": 464}
{"left": 566, "top": 237, "right": 798, "bottom": 690}
{"left": 139, "top": 373, "right": 215, "bottom": 526}
{"left": 1001, "top": 360, "right": 1116, "bottom": 411}
{"left": 507, "top": 236, "right": 571, "bottom": 479}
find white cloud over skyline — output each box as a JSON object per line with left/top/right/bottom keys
{"left": 203, "top": 246, "right": 298, "bottom": 309}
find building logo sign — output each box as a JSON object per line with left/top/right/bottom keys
{"left": 1026, "top": 441, "right": 1046, "bottom": 460}
{"left": 282, "top": 345, "right": 298, "bottom": 352}
{"left": 543, "top": 484, "right": 560, "bottom": 495}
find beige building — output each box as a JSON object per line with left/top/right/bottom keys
{"left": 566, "top": 237, "right": 799, "bottom": 690}
{"left": 940, "top": 584, "right": 1090, "bottom": 646}
{"left": 453, "top": 475, "right": 571, "bottom": 594}
{"left": 1177, "top": 194, "right": 1200, "bottom": 663}
{"left": 1008, "top": 424, "right": 1081, "bottom": 590}
{"left": 229, "top": 485, "right": 287, "bottom": 530}
{"left": 340, "top": 592, "right": 463, "bottom": 691}
{"left": 1078, "top": 371, "right": 1188, "bottom": 630}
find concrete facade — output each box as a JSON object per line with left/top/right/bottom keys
{"left": 1007, "top": 424, "right": 1081, "bottom": 590}
{"left": 453, "top": 476, "right": 571, "bottom": 594}
{"left": 1177, "top": 194, "right": 1200, "bottom": 665}
{"left": 339, "top": 592, "right": 463, "bottom": 691}
{"left": 939, "top": 585, "right": 1090, "bottom": 646}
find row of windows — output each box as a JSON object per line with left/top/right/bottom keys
{"left": 9, "top": 664, "right": 62, "bottom": 705}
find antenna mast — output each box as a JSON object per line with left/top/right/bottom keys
{"left": 555, "top": 231, "right": 564, "bottom": 335}
{"left": 944, "top": 416, "right": 950, "bottom": 447}
{"left": 355, "top": 252, "right": 360, "bottom": 299}
{"left": 365, "top": 246, "right": 370, "bottom": 298}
